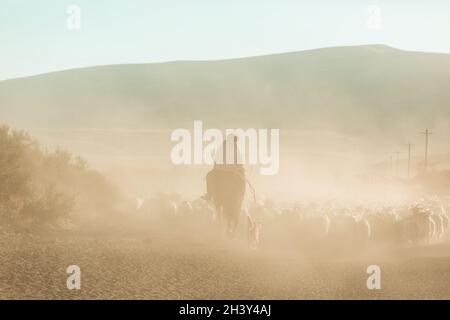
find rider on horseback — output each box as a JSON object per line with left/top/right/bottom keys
{"left": 204, "top": 135, "right": 246, "bottom": 236}
{"left": 205, "top": 134, "right": 245, "bottom": 200}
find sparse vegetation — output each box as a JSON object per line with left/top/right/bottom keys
{"left": 0, "top": 124, "right": 121, "bottom": 231}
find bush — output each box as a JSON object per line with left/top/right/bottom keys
{"left": 0, "top": 124, "right": 121, "bottom": 230}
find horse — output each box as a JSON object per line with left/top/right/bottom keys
{"left": 205, "top": 167, "right": 246, "bottom": 237}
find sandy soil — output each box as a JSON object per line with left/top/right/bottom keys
{"left": 0, "top": 222, "right": 449, "bottom": 300}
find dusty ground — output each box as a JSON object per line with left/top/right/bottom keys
{"left": 0, "top": 221, "right": 449, "bottom": 300}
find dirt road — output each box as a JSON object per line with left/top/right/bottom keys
{"left": 0, "top": 226, "right": 449, "bottom": 300}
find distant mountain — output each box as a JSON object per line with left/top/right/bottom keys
{"left": 1, "top": 44, "right": 450, "bottom": 135}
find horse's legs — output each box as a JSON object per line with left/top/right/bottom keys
{"left": 222, "top": 206, "right": 234, "bottom": 238}
{"left": 213, "top": 203, "right": 225, "bottom": 236}
{"left": 226, "top": 204, "right": 241, "bottom": 239}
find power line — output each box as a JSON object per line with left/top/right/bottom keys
{"left": 407, "top": 143, "right": 413, "bottom": 179}
{"left": 421, "top": 129, "right": 432, "bottom": 172}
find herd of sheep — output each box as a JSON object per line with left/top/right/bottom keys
{"left": 136, "top": 195, "right": 450, "bottom": 250}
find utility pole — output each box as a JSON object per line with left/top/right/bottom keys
{"left": 421, "top": 129, "right": 432, "bottom": 172}
{"left": 407, "top": 143, "right": 413, "bottom": 179}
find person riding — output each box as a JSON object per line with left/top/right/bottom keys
{"left": 204, "top": 134, "right": 245, "bottom": 202}
{"left": 204, "top": 134, "right": 246, "bottom": 236}
{"left": 213, "top": 134, "right": 245, "bottom": 174}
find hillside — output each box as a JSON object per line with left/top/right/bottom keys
{"left": 2, "top": 45, "right": 450, "bottom": 198}
{"left": 1, "top": 45, "right": 450, "bottom": 135}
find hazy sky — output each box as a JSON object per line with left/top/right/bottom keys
{"left": 1, "top": 0, "right": 450, "bottom": 80}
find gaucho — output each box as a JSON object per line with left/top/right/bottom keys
{"left": 205, "top": 135, "right": 246, "bottom": 237}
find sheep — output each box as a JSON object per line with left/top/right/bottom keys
{"left": 327, "top": 213, "right": 356, "bottom": 245}
{"left": 411, "top": 206, "right": 435, "bottom": 245}
{"left": 178, "top": 201, "right": 194, "bottom": 217}
{"left": 136, "top": 197, "right": 145, "bottom": 210}
{"left": 191, "top": 198, "right": 216, "bottom": 221}
{"left": 399, "top": 217, "right": 419, "bottom": 246}
{"left": 353, "top": 217, "right": 371, "bottom": 246}
{"left": 246, "top": 204, "right": 265, "bottom": 249}
{"left": 167, "top": 201, "right": 178, "bottom": 217}
{"left": 430, "top": 213, "right": 444, "bottom": 241}
{"left": 247, "top": 214, "right": 262, "bottom": 250}
{"left": 442, "top": 212, "right": 449, "bottom": 237}
{"left": 299, "top": 214, "right": 330, "bottom": 240}
{"left": 366, "top": 208, "right": 400, "bottom": 245}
